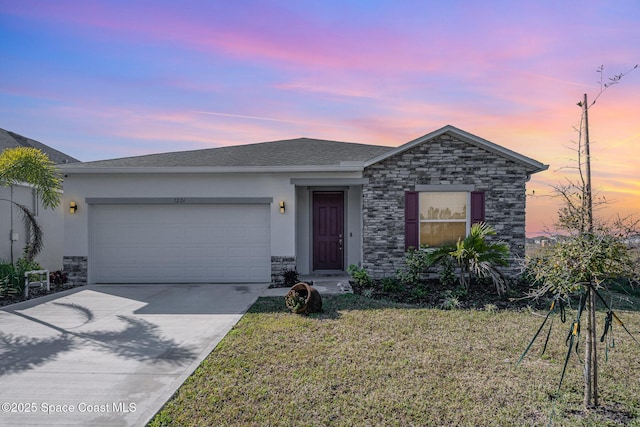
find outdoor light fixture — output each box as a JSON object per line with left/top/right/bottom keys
{"left": 69, "top": 201, "right": 78, "bottom": 214}
{"left": 279, "top": 201, "right": 285, "bottom": 214}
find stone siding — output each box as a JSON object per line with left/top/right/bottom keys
{"left": 271, "top": 256, "right": 296, "bottom": 285}
{"left": 63, "top": 256, "right": 88, "bottom": 285}
{"left": 362, "top": 133, "right": 530, "bottom": 279}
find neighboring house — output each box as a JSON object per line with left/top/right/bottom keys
{"left": 0, "top": 128, "right": 79, "bottom": 269}
{"left": 59, "top": 125, "right": 547, "bottom": 285}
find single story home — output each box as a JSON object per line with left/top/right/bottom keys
{"left": 60, "top": 125, "right": 547, "bottom": 285}
{"left": 0, "top": 128, "right": 78, "bottom": 270}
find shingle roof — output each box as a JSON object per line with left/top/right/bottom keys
{"left": 0, "top": 128, "right": 79, "bottom": 165}
{"left": 57, "top": 125, "right": 547, "bottom": 175}
{"left": 67, "top": 137, "right": 394, "bottom": 168}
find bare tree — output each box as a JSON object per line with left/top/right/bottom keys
{"left": 525, "top": 64, "right": 638, "bottom": 409}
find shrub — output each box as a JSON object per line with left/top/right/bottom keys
{"left": 440, "top": 296, "right": 460, "bottom": 310}
{"left": 0, "top": 257, "right": 43, "bottom": 297}
{"left": 438, "top": 256, "right": 457, "bottom": 288}
{"left": 362, "top": 288, "right": 374, "bottom": 299}
{"left": 0, "top": 274, "right": 18, "bottom": 298}
{"left": 397, "top": 248, "right": 431, "bottom": 287}
{"left": 282, "top": 269, "right": 299, "bottom": 287}
{"left": 440, "top": 290, "right": 461, "bottom": 310}
{"left": 0, "top": 262, "right": 14, "bottom": 278}
{"left": 381, "top": 277, "right": 403, "bottom": 293}
{"left": 16, "top": 256, "right": 41, "bottom": 275}
{"left": 0, "top": 263, "right": 20, "bottom": 297}
{"left": 409, "top": 283, "right": 429, "bottom": 302}
{"left": 50, "top": 270, "right": 69, "bottom": 286}
{"left": 347, "top": 264, "right": 372, "bottom": 288}
{"left": 451, "top": 285, "right": 468, "bottom": 299}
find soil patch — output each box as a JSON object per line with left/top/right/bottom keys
{"left": 0, "top": 283, "right": 85, "bottom": 308}
{"left": 351, "top": 278, "right": 548, "bottom": 311}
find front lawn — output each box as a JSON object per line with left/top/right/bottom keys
{"left": 149, "top": 294, "right": 640, "bottom": 426}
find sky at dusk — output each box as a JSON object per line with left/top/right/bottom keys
{"left": 1, "top": 0, "right": 638, "bottom": 236}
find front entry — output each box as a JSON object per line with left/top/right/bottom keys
{"left": 312, "top": 191, "right": 344, "bottom": 270}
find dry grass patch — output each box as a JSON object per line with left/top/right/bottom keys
{"left": 149, "top": 294, "right": 640, "bottom": 426}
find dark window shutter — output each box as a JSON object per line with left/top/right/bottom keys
{"left": 470, "top": 191, "right": 485, "bottom": 224}
{"left": 405, "top": 191, "right": 419, "bottom": 250}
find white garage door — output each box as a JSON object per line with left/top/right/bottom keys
{"left": 91, "top": 204, "right": 270, "bottom": 283}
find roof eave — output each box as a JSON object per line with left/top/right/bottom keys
{"left": 59, "top": 164, "right": 365, "bottom": 174}
{"left": 525, "top": 163, "right": 550, "bottom": 182}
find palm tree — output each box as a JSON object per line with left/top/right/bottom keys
{"left": 0, "top": 147, "right": 62, "bottom": 261}
{"left": 428, "top": 222, "right": 510, "bottom": 295}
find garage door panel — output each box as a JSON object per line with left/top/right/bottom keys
{"left": 91, "top": 204, "right": 270, "bottom": 283}
{"left": 183, "top": 246, "right": 212, "bottom": 259}
{"left": 252, "top": 248, "right": 270, "bottom": 258}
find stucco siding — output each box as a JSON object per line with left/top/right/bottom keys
{"left": 64, "top": 173, "right": 296, "bottom": 257}
{"left": 0, "top": 185, "right": 64, "bottom": 270}
{"left": 63, "top": 170, "right": 364, "bottom": 283}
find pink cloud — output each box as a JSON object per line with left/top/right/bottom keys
{"left": 3, "top": 2, "right": 415, "bottom": 72}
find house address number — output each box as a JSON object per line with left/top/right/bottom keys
{"left": 173, "top": 198, "right": 186, "bottom": 204}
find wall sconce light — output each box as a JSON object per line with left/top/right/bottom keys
{"left": 279, "top": 201, "right": 285, "bottom": 214}
{"left": 69, "top": 201, "right": 78, "bottom": 214}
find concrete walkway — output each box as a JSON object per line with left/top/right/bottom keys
{"left": 261, "top": 275, "right": 353, "bottom": 297}
{"left": 0, "top": 283, "right": 268, "bottom": 426}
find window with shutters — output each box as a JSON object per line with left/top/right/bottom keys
{"left": 405, "top": 190, "right": 484, "bottom": 250}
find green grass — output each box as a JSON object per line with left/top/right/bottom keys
{"left": 149, "top": 294, "right": 640, "bottom": 426}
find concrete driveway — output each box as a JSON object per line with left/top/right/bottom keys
{"left": 0, "top": 283, "right": 269, "bottom": 426}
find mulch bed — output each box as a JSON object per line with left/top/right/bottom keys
{"left": 0, "top": 283, "right": 85, "bottom": 308}
{"left": 351, "top": 279, "right": 547, "bottom": 311}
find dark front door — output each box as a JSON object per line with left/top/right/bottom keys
{"left": 313, "top": 192, "right": 344, "bottom": 270}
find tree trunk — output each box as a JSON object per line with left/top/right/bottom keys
{"left": 582, "top": 93, "right": 599, "bottom": 409}
{"left": 591, "top": 285, "right": 598, "bottom": 407}
{"left": 584, "top": 283, "right": 598, "bottom": 408}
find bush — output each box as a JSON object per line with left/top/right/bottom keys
{"left": 0, "top": 264, "right": 19, "bottom": 298}
{"left": 0, "top": 262, "right": 15, "bottom": 278}
{"left": 381, "top": 277, "right": 404, "bottom": 293}
{"left": 282, "top": 269, "right": 299, "bottom": 287}
{"left": 1, "top": 263, "right": 18, "bottom": 292}
{"left": 397, "top": 248, "right": 431, "bottom": 287}
{"left": 50, "top": 270, "right": 69, "bottom": 286}
{"left": 0, "top": 257, "right": 43, "bottom": 298}
{"left": 438, "top": 256, "right": 457, "bottom": 287}
{"left": 347, "top": 264, "right": 372, "bottom": 288}
{"left": 0, "top": 263, "right": 21, "bottom": 297}
{"left": 440, "top": 294, "right": 460, "bottom": 310}
{"left": 409, "top": 283, "right": 429, "bottom": 302}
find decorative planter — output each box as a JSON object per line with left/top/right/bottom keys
{"left": 285, "top": 282, "right": 322, "bottom": 314}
